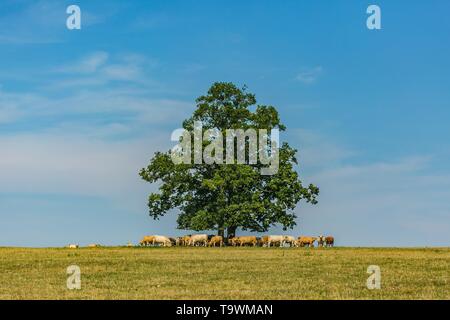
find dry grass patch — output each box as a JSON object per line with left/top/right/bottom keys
{"left": 0, "top": 247, "right": 448, "bottom": 299}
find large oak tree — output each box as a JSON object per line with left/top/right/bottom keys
{"left": 139, "top": 82, "right": 319, "bottom": 238}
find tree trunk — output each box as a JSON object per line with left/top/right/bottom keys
{"left": 218, "top": 227, "right": 225, "bottom": 238}
{"left": 226, "top": 226, "right": 237, "bottom": 240}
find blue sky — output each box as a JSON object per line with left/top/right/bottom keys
{"left": 0, "top": 0, "right": 449, "bottom": 247}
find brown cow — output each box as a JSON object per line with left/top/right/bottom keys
{"left": 238, "top": 236, "right": 258, "bottom": 247}
{"left": 260, "top": 236, "right": 269, "bottom": 247}
{"left": 208, "top": 236, "right": 224, "bottom": 247}
{"left": 180, "top": 235, "right": 191, "bottom": 246}
{"left": 139, "top": 235, "right": 155, "bottom": 246}
{"left": 325, "top": 236, "right": 334, "bottom": 247}
{"left": 256, "top": 237, "right": 263, "bottom": 246}
{"left": 228, "top": 237, "right": 240, "bottom": 247}
{"left": 168, "top": 237, "right": 177, "bottom": 246}
{"left": 297, "top": 236, "right": 317, "bottom": 247}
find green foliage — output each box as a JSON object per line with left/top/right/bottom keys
{"left": 139, "top": 82, "right": 319, "bottom": 235}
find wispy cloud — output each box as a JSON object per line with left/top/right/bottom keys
{"left": 290, "top": 129, "right": 450, "bottom": 246}
{"left": 0, "top": 86, "right": 193, "bottom": 130}
{"left": 0, "top": 133, "right": 168, "bottom": 197}
{"left": 52, "top": 52, "right": 157, "bottom": 88}
{"left": 295, "top": 66, "right": 323, "bottom": 84}
{"left": 57, "top": 52, "right": 109, "bottom": 74}
{"left": 311, "top": 156, "right": 450, "bottom": 238}
{"left": 288, "top": 128, "right": 355, "bottom": 169}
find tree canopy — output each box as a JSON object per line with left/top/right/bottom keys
{"left": 139, "top": 82, "right": 319, "bottom": 238}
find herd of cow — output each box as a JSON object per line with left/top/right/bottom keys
{"left": 139, "top": 234, "right": 335, "bottom": 248}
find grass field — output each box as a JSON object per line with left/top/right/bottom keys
{"left": 0, "top": 247, "right": 448, "bottom": 300}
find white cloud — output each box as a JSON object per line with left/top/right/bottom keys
{"left": 282, "top": 127, "right": 450, "bottom": 246}
{"left": 0, "top": 90, "right": 48, "bottom": 124}
{"left": 58, "top": 52, "right": 109, "bottom": 74}
{"left": 101, "top": 64, "right": 141, "bottom": 81}
{"left": 295, "top": 66, "right": 323, "bottom": 84}
{"left": 0, "top": 85, "right": 193, "bottom": 128}
{"left": 294, "top": 151, "right": 450, "bottom": 246}
{"left": 52, "top": 52, "right": 157, "bottom": 87}
{"left": 288, "top": 128, "right": 355, "bottom": 169}
{"left": 0, "top": 133, "right": 169, "bottom": 197}
{"left": 0, "top": 69, "right": 193, "bottom": 193}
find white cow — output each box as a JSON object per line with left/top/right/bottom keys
{"left": 67, "top": 244, "right": 79, "bottom": 249}
{"left": 282, "top": 236, "right": 296, "bottom": 247}
{"left": 152, "top": 235, "right": 172, "bottom": 247}
{"left": 188, "top": 234, "right": 208, "bottom": 247}
{"left": 267, "top": 235, "right": 284, "bottom": 247}
{"left": 317, "top": 235, "right": 325, "bottom": 247}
